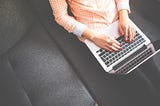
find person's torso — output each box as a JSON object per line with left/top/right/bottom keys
{"left": 68, "top": 0, "right": 119, "bottom": 31}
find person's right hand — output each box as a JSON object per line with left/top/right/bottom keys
{"left": 82, "top": 27, "right": 122, "bottom": 52}
{"left": 91, "top": 34, "right": 122, "bottom": 52}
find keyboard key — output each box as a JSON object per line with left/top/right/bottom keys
{"left": 99, "top": 51, "right": 105, "bottom": 57}
{"left": 101, "top": 57, "right": 106, "bottom": 62}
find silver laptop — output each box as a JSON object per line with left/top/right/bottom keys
{"left": 84, "top": 20, "right": 160, "bottom": 75}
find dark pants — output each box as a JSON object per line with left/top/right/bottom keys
{"left": 139, "top": 58, "right": 160, "bottom": 91}
{"left": 136, "top": 58, "right": 160, "bottom": 106}
{"left": 127, "top": 58, "right": 160, "bottom": 106}
{"left": 126, "top": 58, "right": 160, "bottom": 106}
{"left": 103, "top": 58, "right": 160, "bottom": 106}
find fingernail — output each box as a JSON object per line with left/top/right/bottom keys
{"left": 132, "top": 40, "right": 133, "bottom": 43}
{"left": 115, "top": 48, "right": 118, "bottom": 51}
{"left": 119, "top": 48, "right": 122, "bottom": 51}
{"left": 130, "top": 39, "right": 132, "bottom": 43}
{"left": 126, "top": 39, "right": 129, "bottom": 42}
{"left": 126, "top": 38, "right": 128, "bottom": 42}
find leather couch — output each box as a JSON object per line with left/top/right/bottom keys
{"left": 0, "top": 0, "right": 96, "bottom": 106}
{"left": 0, "top": 0, "right": 160, "bottom": 106}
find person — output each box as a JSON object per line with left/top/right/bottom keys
{"left": 49, "top": 0, "right": 135, "bottom": 52}
{"left": 49, "top": 0, "right": 160, "bottom": 105}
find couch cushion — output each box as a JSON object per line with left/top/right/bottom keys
{"left": 0, "top": 0, "right": 34, "bottom": 55}
{"left": 1, "top": 22, "right": 95, "bottom": 106}
{"left": 0, "top": 58, "right": 32, "bottom": 106}
{"left": 0, "top": 0, "right": 96, "bottom": 105}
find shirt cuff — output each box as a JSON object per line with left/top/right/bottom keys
{"left": 117, "top": 2, "right": 131, "bottom": 13}
{"left": 73, "top": 22, "right": 87, "bottom": 37}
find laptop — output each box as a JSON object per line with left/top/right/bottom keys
{"left": 84, "top": 20, "right": 160, "bottom": 75}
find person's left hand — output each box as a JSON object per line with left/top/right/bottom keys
{"left": 118, "top": 11, "right": 136, "bottom": 43}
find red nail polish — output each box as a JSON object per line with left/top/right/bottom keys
{"left": 119, "top": 48, "right": 122, "bottom": 50}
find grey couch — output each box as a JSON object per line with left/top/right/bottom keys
{"left": 0, "top": 0, "right": 96, "bottom": 106}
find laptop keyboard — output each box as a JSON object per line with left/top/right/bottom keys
{"left": 96, "top": 31, "right": 146, "bottom": 67}
{"left": 115, "top": 47, "right": 153, "bottom": 74}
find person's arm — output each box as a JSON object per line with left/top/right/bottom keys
{"left": 49, "top": 0, "right": 87, "bottom": 37}
{"left": 115, "top": 0, "right": 136, "bottom": 42}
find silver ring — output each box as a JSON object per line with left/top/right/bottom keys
{"left": 125, "top": 35, "right": 129, "bottom": 39}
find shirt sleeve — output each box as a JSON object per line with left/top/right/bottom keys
{"left": 49, "top": 0, "right": 87, "bottom": 37}
{"left": 115, "top": 0, "right": 131, "bottom": 13}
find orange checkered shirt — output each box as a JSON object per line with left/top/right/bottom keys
{"left": 49, "top": 0, "right": 130, "bottom": 39}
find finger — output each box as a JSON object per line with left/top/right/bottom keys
{"left": 110, "top": 39, "right": 122, "bottom": 50}
{"left": 129, "top": 27, "right": 136, "bottom": 43}
{"left": 106, "top": 41, "right": 121, "bottom": 51}
{"left": 103, "top": 45, "right": 113, "bottom": 52}
{"left": 104, "top": 41, "right": 117, "bottom": 52}
{"left": 106, "top": 44, "right": 118, "bottom": 52}
{"left": 132, "top": 27, "right": 136, "bottom": 40}
{"left": 119, "top": 27, "right": 124, "bottom": 36}
{"left": 130, "top": 28, "right": 134, "bottom": 42}
{"left": 112, "top": 43, "right": 122, "bottom": 51}
{"left": 109, "top": 37, "right": 121, "bottom": 46}
{"left": 129, "top": 27, "right": 133, "bottom": 42}
{"left": 107, "top": 36, "right": 122, "bottom": 51}
{"left": 109, "top": 45, "right": 120, "bottom": 51}
{"left": 125, "top": 26, "right": 129, "bottom": 41}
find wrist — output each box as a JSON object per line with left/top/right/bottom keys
{"left": 82, "top": 27, "right": 95, "bottom": 41}
{"left": 119, "top": 10, "right": 129, "bottom": 20}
